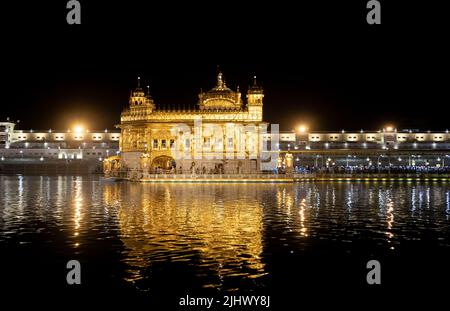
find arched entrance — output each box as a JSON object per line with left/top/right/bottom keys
{"left": 59, "top": 152, "right": 68, "bottom": 159}
{"left": 151, "top": 156, "right": 176, "bottom": 173}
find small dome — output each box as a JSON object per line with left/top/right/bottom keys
{"left": 248, "top": 76, "right": 263, "bottom": 94}
{"left": 132, "top": 77, "right": 145, "bottom": 97}
{"left": 198, "top": 72, "right": 242, "bottom": 110}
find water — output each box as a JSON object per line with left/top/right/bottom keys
{"left": 1, "top": 175, "right": 449, "bottom": 308}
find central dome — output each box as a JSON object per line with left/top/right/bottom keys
{"left": 198, "top": 72, "right": 242, "bottom": 110}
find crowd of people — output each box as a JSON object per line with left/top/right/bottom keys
{"left": 293, "top": 165, "right": 450, "bottom": 174}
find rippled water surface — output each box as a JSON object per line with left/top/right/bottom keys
{"left": 1, "top": 175, "right": 449, "bottom": 307}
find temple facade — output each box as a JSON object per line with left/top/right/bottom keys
{"left": 107, "top": 72, "right": 268, "bottom": 175}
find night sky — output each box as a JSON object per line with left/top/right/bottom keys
{"left": 1, "top": 1, "right": 448, "bottom": 131}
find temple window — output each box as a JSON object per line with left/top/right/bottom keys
{"left": 216, "top": 138, "right": 223, "bottom": 148}
{"left": 161, "top": 140, "right": 167, "bottom": 149}
{"left": 227, "top": 138, "right": 233, "bottom": 148}
{"left": 204, "top": 137, "right": 210, "bottom": 148}
{"left": 153, "top": 139, "right": 158, "bottom": 149}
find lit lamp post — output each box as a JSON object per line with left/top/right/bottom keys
{"left": 297, "top": 124, "right": 308, "bottom": 146}
{"left": 298, "top": 125, "right": 307, "bottom": 134}
{"left": 377, "top": 154, "right": 385, "bottom": 173}
{"left": 74, "top": 125, "right": 84, "bottom": 134}
{"left": 326, "top": 157, "right": 332, "bottom": 168}
{"left": 315, "top": 154, "right": 324, "bottom": 168}
{"left": 444, "top": 155, "right": 450, "bottom": 167}
{"left": 408, "top": 154, "right": 415, "bottom": 166}
{"left": 20, "top": 150, "right": 24, "bottom": 171}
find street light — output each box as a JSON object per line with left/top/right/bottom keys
{"left": 315, "top": 154, "right": 322, "bottom": 167}
{"left": 409, "top": 155, "right": 416, "bottom": 166}
{"left": 377, "top": 154, "right": 385, "bottom": 172}
{"left": 74, "top": 126, "right": 84, "bottom": 134}
{"left": 442, "top": 155, "right": 450, "bottom": 167}
{"left": 298, "top": 125, "right": 307, "bottom": 133}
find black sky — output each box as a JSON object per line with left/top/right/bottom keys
{"left": 1, "top": 1, "right": 448, "bottom": 131}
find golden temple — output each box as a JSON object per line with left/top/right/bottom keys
{"left": 105, "top": 71, "right": 268, "bottom": 176}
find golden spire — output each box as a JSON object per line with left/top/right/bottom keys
{"left": 248, "top": 75, "right": 263, "bottom": 94}
{"left": 217, "top": 71, "right": 225, "bottom": 89}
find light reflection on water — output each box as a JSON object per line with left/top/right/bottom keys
{"left": 107, "top": 183, "right": 266, "bottom": 288}
{"left": 1, "top": 176, "right": 449, "bottom": 292}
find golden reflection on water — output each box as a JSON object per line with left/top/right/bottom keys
{"left": 103, "top": 183, "right": 267, "bottom": 288}
{"left": 386, "top": 198, "right": 395, "bottom": 240}
{"left": 73, "top": 178, "right": 83, "bottom": 244}
{"left": 275, "top": 186, "right": 311, "bottom": 237}
{"left": 299, "top": 198, "right": 308, "bottom": 237}
{"left": 3, "top": 176, "right": 447, "bottom": 290}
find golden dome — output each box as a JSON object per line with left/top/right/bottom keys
{"left": 198, "top": 72, "right": 242, "bottom": 110}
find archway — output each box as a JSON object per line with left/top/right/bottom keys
{"left": 59, "top": 152, "right": 68, "bottom": 159}
{"left": 151, "top": 156, "right": 176, "bottom": 173}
